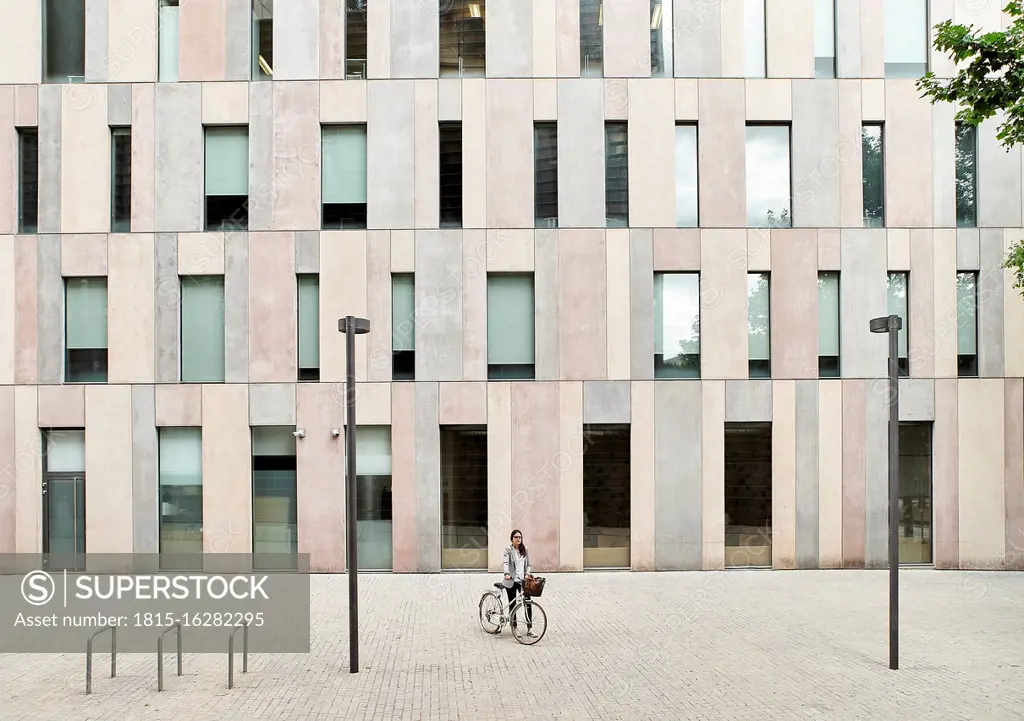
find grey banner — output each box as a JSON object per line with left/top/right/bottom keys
{"left": 0, "top": 555, "right": 310, "bottom": 653}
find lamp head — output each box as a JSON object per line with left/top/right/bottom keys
{"left": 869, "top": 315, "right": 902, "bottom": 334}
{"left": 338, "top": 316, "right": 371, "bottom": 335}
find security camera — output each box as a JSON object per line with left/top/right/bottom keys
{"left": 331, "top": 428, "right": 342, "bottom": 438}
{"left": 293, "top": 428, "right": 306, "bottom": 439}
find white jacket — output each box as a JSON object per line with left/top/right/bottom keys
{"left": 501, "top": 544, "right": 532, "bottom": 588}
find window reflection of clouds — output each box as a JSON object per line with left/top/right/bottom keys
{"left": 884, "top": 0, "right": 927, "bottom": 77}
{"left": 746, "top": 126, "right": 791, "bottom": 227}
{"left": 661, "top": 275, "right": 700, "bottom": 356}
{"left": 675, "top": 126, "right": 698, "bottom": 228}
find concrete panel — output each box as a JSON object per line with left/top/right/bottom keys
{"left": 554, "top": 381, "right": 582, "bottom": 571}
{"left": 462, "top": 230, "right": 487, "bottom": 381}
{"left": 462, "top": 79, "right": 487, "bottom": 229}
{"left": 0, "top": 387, "right": 14, "bottom": 552}
{"left": 155, "top": 84, "right": 203, "bottom": 232}
{"left": 367, "top": 81, "right": 415, "bottom": 229}
{"left": 583, "top": 381, "right": 630, "bottom": 424}
{"left": 747, "top": 229, "right": 771, "bottom": 271}
{"left": 765, "top": 0, "right": 813, "bottom": 78}
{"left": 933, "top": 229, "right": 959, "bottom": 378}
{"left": 745, "top": 79, "right": 792, "bottom": 121}
{"left": 532, "top": 0, "right": 556, "bottom": 77}
{"left": 320, "top": 231, "right": 367, "bottom": 382}
{"left": 933, "top": 378, "right": 958, "bottom": 568}
{"left": 107, "top": 0, "right": 157, "bottom": 83}
{"left": 84, "top": 0, "right": 109, "bottom": 83}
{"left": 898, "top": 378, "right": 935, "bottom": 422}
{"left": 0, "top": 90, "right": 16, "bottom": 235}
{"left": 675, "top": 0, "right": 722, "bottom": 77}
{"left": 792, "top": 81, "right": 840, "bottom": 228}
{"left": 675, "top": 80, "right": 698, "bottom": 120}
{"left": 414, "top": 80, "right": 440, "bottom": 229}
{"left": 0, "top": 1, "right": 41, "bottom": 84}
{"left": 179, "top": 0, "right": 226, "bottom": 82}
{"left": 438, "top": 79, "right": 461, "bottom": 120}
{"left": 842, "top": 380, "right": 866, "bottom": 567}
{"left": 438, "top": 382, "right": 487, "bottom": 425}
{"left": 202, "top": 81, "right": 250, "bottom": 127}
{"left": 391, "top": 383, "right": 415, "bottom": 572}
{"left": 629, "top": 229, "right": 654, "bottom": 381}
{"left": 351, "top": 383, "right": 391, "bottom": 426}
{"left": 627, "top": 79, "right": 675, "bottom": 227}
{"left": 701, "top": 229, "right": 748, "bottom": 380}
{"left": 14, "top": 236, "right": 38, "bottom": 384}
{"left": 554, "top": 0, "right": 580, "bottom": 77}
{"left": 979, "top": 229, "right": 1006, "bottom": 378}
{"left": 85, "top": 385, "right": 134, "bottom": 553}
{"left": 978, "top": 117, "right": 1023, "bottom": 228}
{"left": 701, "top": 381, "right": 725, "bottom": 570}
{"left": 861, "top": 79, "right": 885, "bottom": 120}
{"left": 837, "top": 80, "right": 864, "bottom": 228}
{"left": 366, "top": 231, "right": 392, "bottom": 382}
{"left": 274, "top": 0, "right": 319, "bottom": 80}
{"left": 817, "top": 229, "right": 841, "bottom": 270}
{"left": 932, "top": 100, "right": 957, "bottom": 227}
{"left": 487, "top": 0, "right": 533, "bottom": 78}
{"left": 603, "top": 0, "right": 649, "bottom": 77}
{"left": 247, "top": 83, "right": 273, "bottom": 231}
{"left": 629, "top": 382, "right": 655, "bottom": 570}
{"left": 61, "top": 86, "right": 109, "bottom": 233}
{"left": 107, "top": 84, "right": 131, "bottom": 127}
{"left": 390, "top": 0, "right": 437, "bottom": 78}
{"left": 0, "top": 237, "right": 14, "bottom": 383}
{"left": 817, "top": 379, "right": 843, "bottom": 568}
{"left": 60, "top": 234, "right": 107, "bottom": 276}
{"left": 366, "top": 0, "right": 390, "bottom": 78}
{"left": 319, "top": 80, "right": 367, "bottom": 122}
{"left": 557, "top": 80, "right": 605, "bottom": 228}
{"left": 177, "top": 233, "right": 224, "bottom": 275}
{"left": 653, "top": 229, "right": 700, "bottom": 270}
{"left": 930, "top": 0, "right": 956, "bottom": 78}
{"left": 770, "top": 229, "right": 819, "bottom": 378}
{"left": 13, "top": 387, "right": 41, "bottom": 553}
{"left": 719, "top": 0, "right": 745, "bottom": 78}
{"left": 487, "top": 382, "right": 513, "bottom": 571}
{"left": 131, "top": 385, "right": 157, "bottom": 554}
{"left": 225, "top": 0, "right": 253, "bottom": 81}
{"left": 885, "top": 81, "right": 933, "bottom": 227}
{"left": 535, "top": 230, "right": 559, "bottom": 380}
{"left": 887, "top": 229, "right": 911, "bottom": 271}
{"left": 202, "top": 385, "right": 251, "bottom": 554}
{"left": 273, "top": 83, "right": 322, "bottom": 230}
{"left": 295, "top": 231, "right": 319, "bottom": 273}
{"left": 725, "top": 380, "right": 773, "bottom": 422}
{"left": 155, "top": 385, "right": 202, "bottom": 426}
{"left": 415, "top": 230, "right": 463, "bottom": 382}
{"left": 511, "top": 383, "right": 560, "bottom": 570}
{"left": 414, "top": 382, "right": 441, "bottom": 572}
{"left": 956, "top": 229, "right": 980, "bottom": 271}
{"left": 655, "top": 382, "right": 702, "bottom": 570}
{"left": 36, "top": 236, "right": 61, "bottom": 385}
{"left": 487, "top": 230, "right": 533, "bottom": 272}
{"left": 559, "top": 230, "right": 607, "bottom": 380}
{"left": 249, "top": 384, "right": 297, "bottom": 426}
{"left": 1007, "top": 230, "right": 1024, "bottom": 378}
{"left": 131, "top": 84, "right": 156, "bottom": 232}
{"left": 37, "top": 385, "right": 85, "bottom": 427}
{"left": 859, "top": 0, "right": 884, "bottom": 78}
{"left": 1004, "top": 378, "right": 1024, "bottom": 570}
{"left": 224, "top": 233, "right": 249, "bottom": 383}
{"left": 606, "top": 229, "right": 630, "bottom": 380}
{"left": 840, "top": 229, "right": 887, "bottom": 379}
{"left": 698, "top": 80, "right": 745, "bottom": 227}
{"left": 248, "top": 233, "right": 296, "bottom": 383}
{"left": 486, "top": 80, "right": 533, "bottom": 228}
{"left": 154, "top": 233, "right": 179, "bottom": 383}
{"left": 37, "top": 87, "right": 60, "bottom": 234}
{"left": 863, "top": 378, "right": 889, "bottom": 568}
{"left": 772, "top": 380, "right": 797, "bottom": 569}
{"left": 107, "top": 234, "right": 155, "bottom": 384}
{"left": 958, "top": 380, "right": 1006, "bottom": 568}
{"left": 391, "top": 230, "right": 414, "bottom": 272}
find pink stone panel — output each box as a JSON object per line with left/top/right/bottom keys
{"left": 248, "top": 232, "right": 297, "bottom": 382}
{"left": 510, "top": 382, "right": 560, "bottom": 571}
{"left": 155, "top": 384, "right": 203, "bottom": 426}
{"left": 652, "top": 229, "right": 700, "bottom": 270}
{"left": 320, "top": 231, "right": 367, "bottom": 382}
{"left": 439, "top": 382, "right": 488, "bottom": 425}
{"left": 60, "top": 234, "right": 108, "bottom": 276}
{"left": 559, "top": 230, "right": 607, "bottom": 381}
{"left": 14, "top": 85, "right": 36, "bottom": 127}
{"left": 179, "top": 0, "right": 227, "bottom": 82}
{"left": 319, "top": 0, "right": 344, "bottom": 78}
{"left": 885, "top": 81, "right": 933, "bottom": 227}
{"left": 0, "top": 88, "right": 15, "bottom": 234}
{"left": 630, "top": 381, "right": 655, "bottom": 570}
{"left": 557, "top": 381, "right": 583, "bottom": 571}
{"left": 131, "top": 84, "right": 156, "bottom": 232}
{"left": 273, "top": 82, "right": 321, "bottom": 231}
{"left": 0, "top": 385, "right": 15, "bottom": 552}
{"left": 817, "top": 229, "right": 841, "bottom": 270}
{"left": 37, "top": 385, "right": 85, "bottom": 428}
{"left": 463, "top": 230, "right": 488, "bottom": 381}
{"left": 841, "top": 380, "right": 866, "bottom": 567}
{"left": 1004, "top": 378, "right": 1024, "bottom": 569}
{"left": 202, "top": 385, "right": 251, "bottom": 554}
{"left": 14, "top": 236, "right": 37, "bottom": 384}
{"left": 13, "top": 386, "right": 40, "bottom": 553}
{"left": 909, "top": 229, "right": 935, "bottom": 377}
{"left": 0, "top": 235, "right": 14, "bottom": 383}
{"left": 84, "top": 385, "right": 134, "bottom": 553}
{"left": 390, "top": 382, "right": 416, "bottom": 572}
{"left": 933, "top": 378, "right": 959, "bottom": 568}
{"left": 297, "top": 383, "right": 347, "bottom": 571}
{"left": 769, "top": 229, "right": 818, "bottom": 379}
{"left": 107, "top": 234, "right": 155, "bottom": 383}
{"left": 366, "top": 231, "right": 392, "bottom": 382}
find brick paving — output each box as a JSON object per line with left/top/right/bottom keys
{"left": 1, "top": 569, "right": 1022, "bottom": 720}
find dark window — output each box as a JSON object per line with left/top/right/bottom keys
{"left": 345, "top": 0, "right": 368, "bottom": 78}
{"left": 439, "top": 123, "right": 463, "bottom": 228}
{"left": 253, "top": 0, "right": 273, "bottom": 79}
{"left": 44, "top": 0, "right": 86, "bottom": 83}
{"left": 580, "top": 0, "right": 603, "bottom": 77}
{"left": 955, "top": 122, "right": 978, "bottom": 228}
{"left": 862, "top": 124, "right": 884, "bottom": 228}
{"left": 18, "top": 129, "right": 39, "bottom": 234}
{"left": 605, "top": 122, "right": 629, "bottom": 228}
{"left": 111, "top": 128, "right": 132, "bottom": 232}
{"left": 322, "top": 125, "right": 367, "bottom": 229}
{"left": 439, "top": 0, "right": 486, "bottom": 77}
{"left": 534, "top": 123, "right": 558, "bottom": 228}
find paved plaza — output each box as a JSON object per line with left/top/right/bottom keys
{"left": 0, "top": 569, "right": 1022, "bottom": 720}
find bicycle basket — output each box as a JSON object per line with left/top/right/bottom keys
{"left": 523, "top": 576, "right": 546, "bottom": 597}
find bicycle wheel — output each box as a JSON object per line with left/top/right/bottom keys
{"left": 511, "top": 599, "right": 547, "bottom": 645}
{"left": 478, "top": 592, "right": 503, "bottom": 634}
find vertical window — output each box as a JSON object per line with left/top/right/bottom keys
{"left": 743, "top": 0, "right": 767, "bottom": 78}
{"left": 252, "top": 0, "right": 274, "bottom": 79}
{"left": 650, "top": 0, "right": 673, "bottom": 78}
{"left": 439, "top": 122, "right": 463, "bottom": 228}
{"left": 605, "top": 122, "right": 629, "bottom": 228}
{"left": 746, "top": 125, "right": 791, "bottom": 228}
{"left": 158, "top": 427, "right": 203, "bottom": 566}
{"left": 862, "top": 124, "right": 885, "bottom": 228}
{"left": 654, "top": 273, "right": 700, "bottom": 378}
{"left": 43, "top": 0, "right": 85, "bottom": 83}
{"left": 180, "top": 276, "right": 226, "bottom": 383}
{"left": 887, "top": 272, "right": 910, "bottom": 376}
{"left": 111, "top": 128, "right": 132, "bottom": 232}
{"left": 297, "top": 275, "right": 320, "bottom": 382}
{"left": 392, "top": 274, "right": 416, "bottom": 381}
{"left": 580, "top": 0, "right": 603, "bottom": 78}
{"left": 582, "top": 425, "right": 631, "bottom": 569}
{"left": 534, "top": 123, "right": 558, "bottom": 228}
{"left": 252, "top": 427, "right": 298, "bottom": 570}
{"left": 355, "top": 427, "right": 393, "bottom": 571}
{"left": 898, "top": 423, "right": 933, "bottom": 564}
{"left": 487, "top": 274, "right": 535, "bottom": 380}
{"left": 884, "top": 0, "right": 927, "bottom": 78}
{"left": 204, "top": 127, "right": 249, "bottom": 231}
{"left": 818, "top": 272, "right": 840, "bottom": 377}
{"left": 956, "top": 271, "right": 978, "bottom": 377}
{"left": 748, "top": 273, "right": 771, "bottom": 378}
{"left": 158, "top": 0, "right": 180, "bottom": 82}
{"left": 322, "top": 125, "right": 368, "bottom": 229}
{"left": 64, "top": 278, "right": 108, "bottom": 383}
{"left": 439, "top": 0, "right": 486, "bottom": 78}
{"left": 814, "top": 0, "right": 836, "bottom": 78}
{"left": 675, "top": 124, "right": 698, "bottom": 227}
{"left": 345, "top": 0, "right": 368, "bottom": 79}
{"left": 955, "top": 122, "right": 978, "bottom": 228}
{"left": 18, "top": 129, "right": 39, "bottom": 234}
{"left": 42, "top": 430, "right": 86, "bottom": 569}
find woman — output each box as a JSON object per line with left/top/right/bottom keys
{"left": 502, "top": 529, "right": 534, "bottom": 635}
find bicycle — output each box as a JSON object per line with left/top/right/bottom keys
{"left": 478, "top": 580, "right": 548, "bottom": 645}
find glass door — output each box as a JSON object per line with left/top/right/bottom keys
{"left": 43, "top": 472, "right": 85, "bottom": 571}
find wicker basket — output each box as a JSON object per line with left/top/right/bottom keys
{"left": 523, "top": 576, "right": 546, "bottom": 597}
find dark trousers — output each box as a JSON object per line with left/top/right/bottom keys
{"left": 505, "top": 582, "right": 533, "bottom": 628}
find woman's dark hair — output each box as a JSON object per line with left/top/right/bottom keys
{"left": 510, "top": 529, "right": 527, "bottom": 557}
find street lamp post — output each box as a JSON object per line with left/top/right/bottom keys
{"left": 869, "top": 314, "right": 901, "bottom": 671}
{"left": 339, "top": 315, "right": 371, "bottom": 674}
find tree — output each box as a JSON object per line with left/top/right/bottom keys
{"left": 917, "top": 0, "right": 1024, "bottom": 294}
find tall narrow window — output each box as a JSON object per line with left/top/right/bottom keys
{"left": 252, "top": 0, "right": 273, "bottom": 79}
{"left": 814, "top": 0, "right": 836, "bottom": 78}
{"left": 252, "top": 427, "right": 298, "bottom": 570}
{"left": 605, "top": 122, "right": 629, "bottom": 228}
{"left": 748, "top": 273, "right": 771, "bottom": 378}
{"left": 18, "top": 129, "right": 39, "bottom": 234}
{"left": 884, "top": 0, "right": 927, "bottom": 78}
{"left": 439, "top": 123, "right": 463, "bottom": 228}
{"left": 65, "top": 278, "right": 108, "bottom": 383}
{"left": 158, "top": 0, "right": 180, "bottom": 82}
{"left": 345, "top": 0, "right": 368, "bottom": 79}
{"left": 43, "top": 0, "right": 86, "bottom": 83}
{"left": 818, "top": 272, "right": 840, "bottom": 377}
{"left": 392, "top": 274, "right": 416, "bottom": 381}
{"left": 862, "top": 124, "right": 884, "bottom": 228}
{"left": 297, "top": 275, "right": 320, "bottom": 382}
{"left": 487, "top": 274, "right": 535, "bottom": 380}
{"left": 111, "top": 128, "right": 132, "bottom": 232}
{"left": 439, "top": 0, "right": 486, "bottom": 77}
{"left": 675, "top": 124, "right": 698, "bottom": 227}
{"left": 956, "top": 271, "right": 978, "bottom": 377}
{"left": 534, "top": 123, "right": 558, "bottom": 228}
{"left": 580, "top": 0, "right": 603, "bottom": 77}
{"left": 746, "top": 125, "right": 791, "bottom": 227}
{"left": 887, "top": 272, "right": 910, "bottom": 376}
{"left": 743, "top": 0, "right": 767, "bottom": 78}
{"left": 355, "top": 426, "right": 393, "bottom": 571}
{"left": 322, "top": 125, "right": 367, "bottom": 229}
{"left": 204, "top": 127, "right": 249, "bottom": 231}
{"left": 180, "top": 276, "right": 226, "bottom": 383}
{"left": 42, "top": 430, "right": 86, "bottom": 570}
{"left": 650, "top": 0, "right": 673, "bottom": 78}
{"left": 654, "top": 273, "right": 700, "bottom": 378}
{"left": 955, "top": 122, "right": 978, "bottom": 228}
{"left": 158, "top": 427, "right": 203, "bottom": 567}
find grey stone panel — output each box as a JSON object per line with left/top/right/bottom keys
{"left": 835, "top": 0, "right": 862, "bottom": 78}
{"left": 155, "top": 83, "right": 203, "bottom": 232}
{"left": 390, "top": 0, "right": 439, "bottom": 78}
{"left": 583, "top": 381, "right": 631, "bottom": 424}
{"left": 978, "top": 121, "right": 1023, "bottom": 228}
{"left": 725, "top": 380, "right": 773, "bottom": 422}
{"left": 864, "top": 378, "right": 889, "bottom": 568}
{"left": 534, "top": 230, "right": 559, "bottom": 380}
{"left": 274, "top": 0, "right": 320, "bottom": 80}
{"left": 415, "top": 382, "right": 441, "bottom": 572}
{"left": 37, "top": 86, "right": 61, "bottom": 234}
{"left": 107, "top": 84, "right": 132, "bottom": 127}
{"left": 154, "top": 233, "right": 179, "bottom": 383}
{"left": 654, "top": 382, "right": 702, "bottom": 570}
{"left": 85, "top": 0, "right": 109, "bottom": 82}
{"left": 979, "top": 229, "right": 1006, "bottom": 378}
{"left": 486, "top": 0, "right": 533, "bottom": 78}
{"left": 131, "top": 385, "right": 158, "bottom": 554}
{"left": 629, "top": 229, "right": 654, "bottom": 380}
{"left": 840, "top": 229, "right": 887, "bottom": 379}
{"left": 248, "top": 82, "right": 274, "bottom": 231}
{"left": 898, "top": 378, "right": 935, "bottom": 422}
{"left": 956, "top": 229, "right": 980, "bottom": 271}
{"left": 36, "top": 235, "right": 63, "bottom": 385}
{"left": 932, "top": 101, "right": 956, "bottom": 227}
{"left": 792, "top": 80, "right": 840, "bottom": 228}
{"left": 224, "top": 232, "right": 249, "bottom": 383}
{"left": 367, "top": 81, "right": 416, "bottom": 229}
{"left": 557, "top": 80, "right": 605, "bottom": 228}
{"left": 415, "top": 230, "right": 463, "bottom": 382}
{"left": 295, "top": 231, "right": 320, "bottom": 273}
{"left": 674, "top": 0, "right": 722, "bottom": 78}
{"left": 794, "top": 380, "right": 819, "bottom": 569}
{"left": 224, "top": 0, "right": 253, "bottom": 81}
{"left": 250, "top": 384, "right": 297, "bottom": 425}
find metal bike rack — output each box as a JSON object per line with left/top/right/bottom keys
{"left": 157, "top": 622, "right": 183, "bottom": 691}
{"left": 85, "top": 626, "right": 117, "bottom": 695}
{"left": 227, "top": 622, "right": 249, "bottom": 689}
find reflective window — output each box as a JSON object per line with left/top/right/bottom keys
{"left": 158, "top": 0, "right": 180, "bottom": 82}
{"left": 887, "top": 272, "right": 910, "bottom": 376}
{"left": 252, "top": 0, "right": 273, "bottom": 79}
{"left": 862, "top": 124, "right": 885, "bottom": 228}
{"left": 204, "top": 126, "right": 249, "bottom": 231}
{"left": 65, "top": 278, "right": 108, "bottom": 383}
{"left": 650, "top": 0, "right": 673, "bottom": 78}
{"left": 392, "top": 274, "right": 415, "bottom": 381}
{"left": 725, "top": 423, "right": 773, "bottom": 567}
{"left": 345, "top": 0, "right": 368, "bottom": 79}
{"left": 580, "top": 0, "right": 603, "bottom": 77}
{"left": 355, "top": 427, "right": 393, "bottom": 571}
{"left": 746, "top": 126, "right": 791, "bottom": 228}
{"left": 111, "top": 128, "right": 132, "bottom": 232}
{"left": 297, "top": 275, "right": 319, "bottom": 382}
{"left": 898, "top": 423, "right": 932, "bottom": 564}
{"left": 605, "top": 122, "right": 629, "bottom": 228}
{"left": 583, "top": 425, "right": 631, "bottom": 569}
{"left": 818, "top": 272, "right": 840, "bottom": 377}
{"left": 534, "top": 123, "right": 558, "bottom": 228}
{"left": 487, "top": 274, "right": 535, "bottom": 380}
{"left": 884, "top": 0, "right": 927, "bottom": 78}
{"left": 43, "top": 430, "right": 86, "bottom": 571}
{"left": 956, "top": 271, "right": 978, "bottom": 377}
{"left": 440, "top": 0, "right": 486, "bottom": 77}
{"left": 654, "top": 273, "right": 700, "bottom": 378}
{"left": 814, "top": 0, "right": 836, "bottom": 78}
{"left": 43, "top": 0, "right": 85, "bottom": 83}
{"left": 322, "top": 125, "right": 368, "bottom": 229}
{"left": 18, "top": 129, "right": 39, "bottom": 234}
{"left": 159, "top": 427, "right": 203, "bottom": 569}
{"left": 744, "top": 0, "right": 766, "bottom": 78}
{"left": 441, "top": 426, "right": 488, "bottom": 570}
{"left": 252, "top": 427, "right": 298, "bottom": 570}
{"left": 748, "top": 273, "right": 771, "bottom": 378}
{"left": 675, "top": 125, "right": 698, "bottom": 227}
{"left": 180, "top": 276, "right": 226, "bottom": 383}
{"left": 955, "top": 123, "right": 978, "bottom": 228}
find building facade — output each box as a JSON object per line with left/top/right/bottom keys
{"left": 0, "top": 0, "right": 1021, "bottom": 574}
